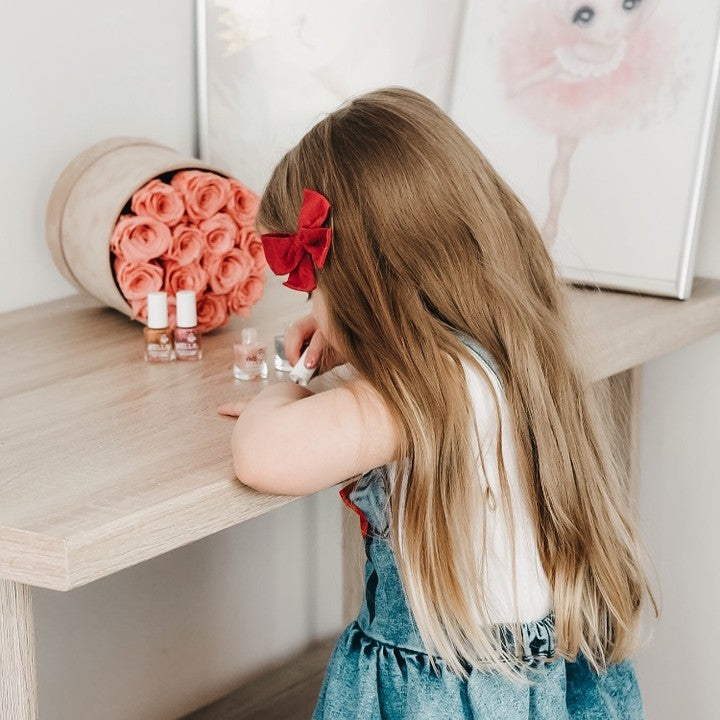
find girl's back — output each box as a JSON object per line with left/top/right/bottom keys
{"left": 314, "top": 334, "right": 643, "bottom": 719}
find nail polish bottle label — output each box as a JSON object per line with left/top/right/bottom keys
{"left": 233, "top": 342, "right": 268, "bottom": 380}
{"left": 144, "top": 327, "right": 174, "bottom": 362}
{"left": 174, "top": 327, "right": 202, "bottom": 361}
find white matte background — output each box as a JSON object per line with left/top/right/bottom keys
{"left": 0, "top": 0, "right": 718, "bottom": 717}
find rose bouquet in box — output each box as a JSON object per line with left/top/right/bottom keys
{"left": 110, "top": 170, "right": 266, "bottom": 332}
{"left": 46, "top": 137, "right": 267, "bottom": 330}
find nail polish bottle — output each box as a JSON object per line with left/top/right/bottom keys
{"left": 144, "top": 291, "right": 174, "bottom": 363}
{"left": 174, "top": 290, "right": 202, "bottom": 361}
{"left": 274, "top": 331, "right": 292, "bottom": 372}
{"left": 233, "top": 327, "right": 268, "bottom": 380}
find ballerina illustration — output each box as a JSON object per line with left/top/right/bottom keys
{"left": 500, "top": 0, "right": 671, "bottom": 245}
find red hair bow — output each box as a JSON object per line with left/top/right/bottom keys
{"left": 260, "top": 188, "right": 332, "bottom": 292}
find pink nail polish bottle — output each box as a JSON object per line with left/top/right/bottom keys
{"left": 173, "top": 290, "right": 202, "bottom": 361}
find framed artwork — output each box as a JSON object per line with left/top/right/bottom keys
{"left": 196, "top": 0, "right": 465, "bottom": 198}
{"left": 450, "top": 0, "right": 720, "bottom": 298}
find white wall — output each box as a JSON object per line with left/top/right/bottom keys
{"left": 0, "top": 0, "right": 196, "bottom": 313}
{"left": 1, "top": 3, "right": 343, "bottom": 719}
{"left": 635, "top": 333, "right": 720, "bottom": 720}
{"left": 632, "top": 122, "right": 720, "bottom": 719}
{"left": 2, "top": 2, "right": 719, "bottom": 718}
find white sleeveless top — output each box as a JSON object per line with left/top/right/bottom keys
{"left": 461, "top": 352, "right": 553, "bottom": 624}
{"left": 310, "top": 351, "right": 553, "bottom": 624}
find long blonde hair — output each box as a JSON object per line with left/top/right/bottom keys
{"left": 258, "top": 87, "right": 656, "bottom": 679}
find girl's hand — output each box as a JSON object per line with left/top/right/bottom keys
{"left": 217, "top": 398, "right": 251, "bottom": 417}
{"left": 285, "top": 314, "right": 344, "bottom": 371}
{"left": 218, "top": 377, "right": 313, "bottom": 419}
{"left": 284, "top": 314, "right": 321, "bottom": 366}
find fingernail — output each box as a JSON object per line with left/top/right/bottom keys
{"left": 305, "top": 355, "right": 316, "bottom": 368}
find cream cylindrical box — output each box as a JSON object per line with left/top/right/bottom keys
{"left": 46, "top": 137, "right": 226, "bottom": 320}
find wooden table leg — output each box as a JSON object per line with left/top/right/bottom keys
{"left": 0, "top": 579, "right": 38, "bottom": 719}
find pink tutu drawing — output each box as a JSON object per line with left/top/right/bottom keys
{"left": 499, "top": 0, "right": 675, "bottom": 245}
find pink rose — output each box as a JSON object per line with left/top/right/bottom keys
{"left": 164, "top": 260, "right": 209, "bottom": 296}
{"left": 197, "top": 293, "right": 229, "bottom": 332}
{"left": 129, "top": 298, "right": 146, "bottom": 322}
{"left": 226, "top": 178, "right": 260, "bottom": 227}
{"left": 130, "top": 179, "right": 185, "bottom": 226}
{"left": 171, "top": 170, "right": 231, "bottom": 223}
{"left": 247, "top": 240, "right": 268, "bottom": 274}
{"left": 130, "top": 294, "right": 176, "bottom": 328}
{"left": 227, "top": 273, "right": 265, "bottom": 315}
{"left": 236, "top": 226, "right": 260, "bottom": 251}
{"left": 200, "top": 213, "right": 238, "bottom": 255}
{"left": 110, "top": 215, "right": 172, "bottom": 263}
{"left": 113, "top": 257, "right": 164, "bottom": 301}
{"left": 163, "top": 224, "right": 204, "bottom": 266}
{"left": 204, "top": 248, "right": 253, "bottom": 295}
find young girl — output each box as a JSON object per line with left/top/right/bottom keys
{"left": 219, "top": 87, "right": 655, "bottom": 719}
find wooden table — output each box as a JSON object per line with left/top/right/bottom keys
{"left": 3, "top": 278, "right": 720, "bottom": 719}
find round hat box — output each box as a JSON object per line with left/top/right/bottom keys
{"left": 46, "top": 137, "right": 227, "bottom": 319}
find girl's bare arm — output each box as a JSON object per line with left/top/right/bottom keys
{"left": 225, "top": 379, "right": 398, "bottom": 496}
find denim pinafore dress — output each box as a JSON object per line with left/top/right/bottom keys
{"left": 312, "top": 335, "right": 645, "bottom": 720}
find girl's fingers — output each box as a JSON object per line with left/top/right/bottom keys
{"left": 285, "top": 315, "right": 317, "bottom": 365}
{"left": 303, "top": 330, "right": 326, "bottom": 369}
{"left": 217, "top": 399, "right": 251, "bottom": 417}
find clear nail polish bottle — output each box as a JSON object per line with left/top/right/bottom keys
{"left": 144, "top": 291, "right": 174, "bottom": 363}
{"left": 233, "top": 327, "right": 268, "bottom": 380}
{"left": 174, "top": 290, "right": 202, "bottom": 361}
{"left": 274, "top": 332, "right": 292, "bottom": 372}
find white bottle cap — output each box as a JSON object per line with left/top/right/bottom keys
{"left": 146, "top": 291, "right": 168, "bottom": 329}
{"left": 175, "top": 290, "right": 197, "bottom": 328}
{"left": 289, "top": 347, "right": 317, "bottom": 386}
{"left": 241, "top": 327, "right": 258, "bottom": 345}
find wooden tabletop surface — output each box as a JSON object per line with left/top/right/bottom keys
{"left": 2, "top": 277, "right": 719, "bottom": 591}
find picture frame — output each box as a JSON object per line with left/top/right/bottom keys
{"left": 450, "top": 0, "right": 720, "bottom": 299}
{"left": 196, "top": 1, "right": 720, "bottom": 300}
{"left": 195, "top": 0, "right": 465, "bottom": 199}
